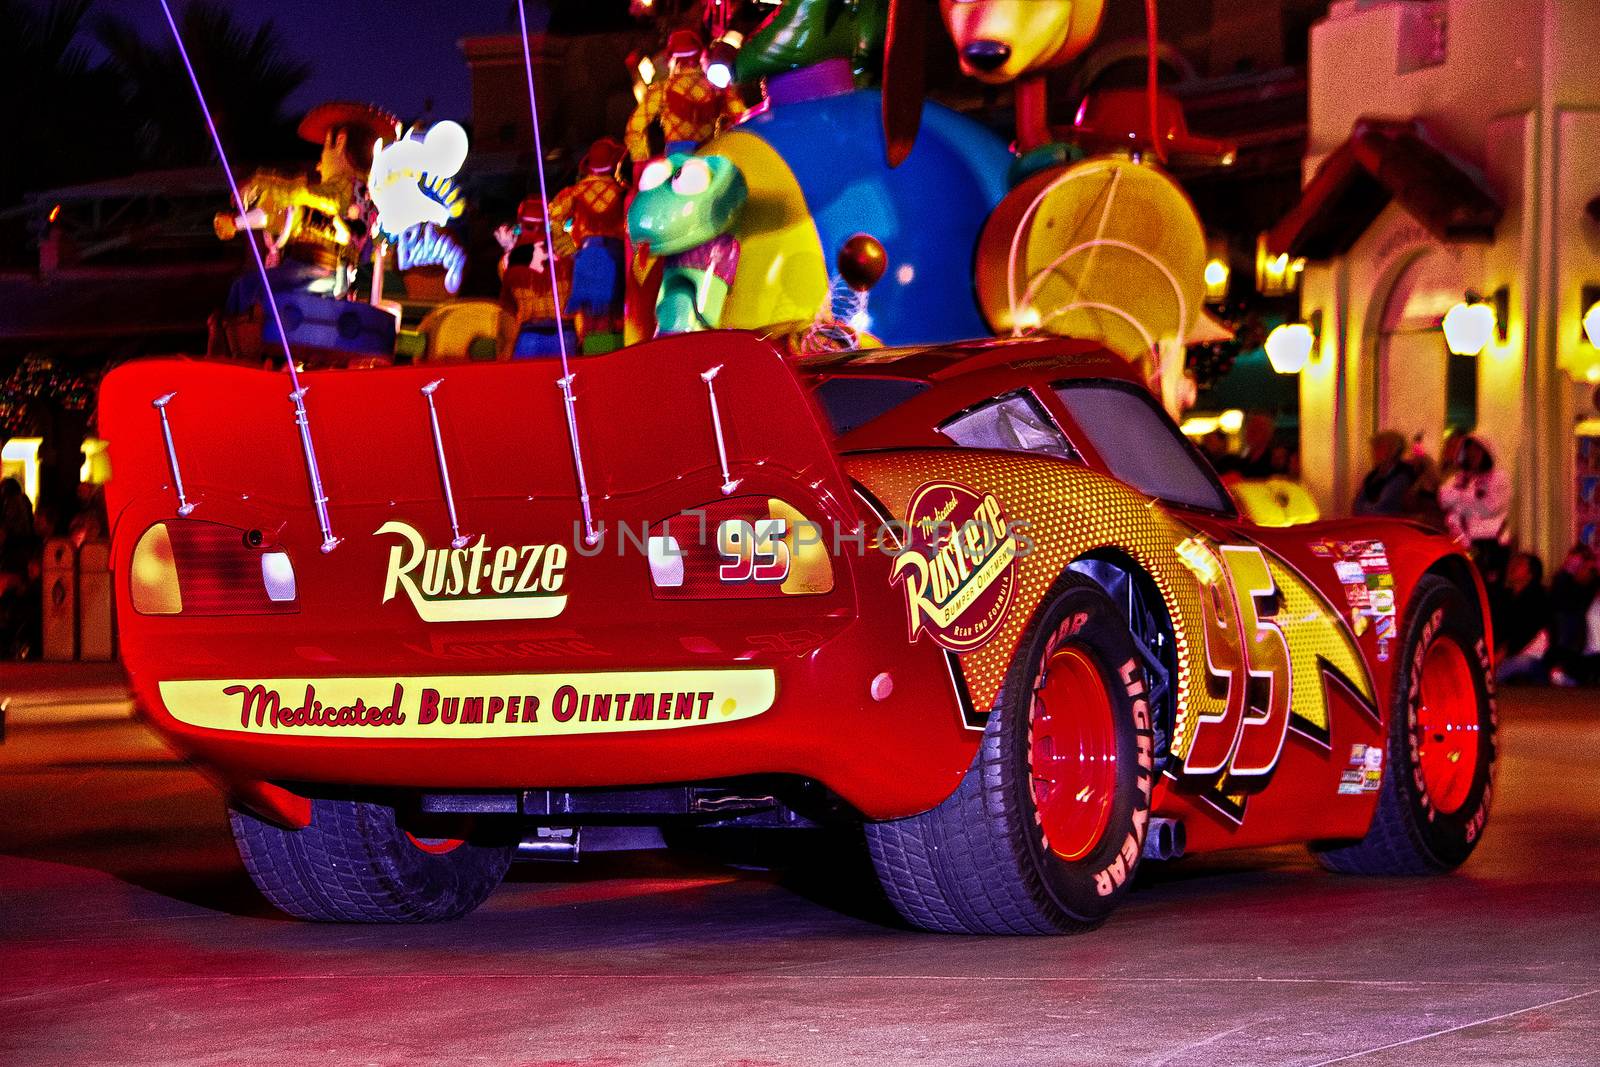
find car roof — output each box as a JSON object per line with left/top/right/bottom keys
{"left": 799, "top": 336, "right": 1150, "bottom": 452}
{"left": 797, "top": 335, "right": 1142, "bottom": 387}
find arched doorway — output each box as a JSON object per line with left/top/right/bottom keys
{"left": 1372, "top": 248, "right": 1477, "bottom": 457}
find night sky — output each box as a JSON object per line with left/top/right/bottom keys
{"left": 74, "top": 0, "right": 553, "bottom": 124}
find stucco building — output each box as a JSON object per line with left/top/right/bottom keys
{"left": 1272, "top": 0, "right": 1600, "bottom": 564}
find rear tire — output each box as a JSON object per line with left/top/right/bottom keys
{"left": 866, "top": 574, "right": 1156, "bottom": 934}
{"left": 230, "top": 797, "right": 515, "bottom": 922}
{"left": 1316, "top": 575, "right": 1497, "bottom": 874}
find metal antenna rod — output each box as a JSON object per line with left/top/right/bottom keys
{"left": 151, "top": 393, "right": 195, "bottom": 516}
{"left": 700, "top": 365, "right": 741, "bottom": 496}
{"left": 421, "top": 380, "right": 471, "bottom": 548}
{"left": 515, "top": 0, "right": 599, "bottom": 545}
{"left": 157, "top": 0, "right": 341, "bottom": 553}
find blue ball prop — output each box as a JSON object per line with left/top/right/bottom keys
{"left": 738, "top": 89, "right": 1010, "bottom": 346}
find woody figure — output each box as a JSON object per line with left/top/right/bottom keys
{"left": 624, "top": 29, "right": 745, "bottom": 162}
{"left": 496, "top": 197, "right": 577, "bottom": 358}
{"left": 211, "top": 102, "right": 399, "bottom": 359}
{"left": 550, "top": 137, "right": 630, "bottom": 352}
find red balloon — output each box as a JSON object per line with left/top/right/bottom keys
{"left": 838, "top": 233, "right": 888, "bottom": 292}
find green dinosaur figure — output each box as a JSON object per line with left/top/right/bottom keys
{"left": 627, "top": 153, "right": 749, "bottom": 335}
{"left": 736, "top": 0, "right": 888, "bottom": 82}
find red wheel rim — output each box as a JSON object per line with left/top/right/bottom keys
{"left": 405, "top": 831, "right": 466, "bottom": 855}
{"left": 1030, "top": 645, "right": 1119, "bottom": 861}
{"left": 1416, "top": 637, "right": 1480, "bottom": 815}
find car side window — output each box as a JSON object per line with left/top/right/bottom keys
{"left": 938, "top": 391, "right": 1080, "bottom": 462}
{"left": 1051, "top": 381, "right": 1232, "bottom": 513}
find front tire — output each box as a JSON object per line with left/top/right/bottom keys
{"left": 230, "top": 797, "right": 515, "bottom": 922}
{"left": 1316, "top": 575, "right": 1497, "bottom": 874}
{"left": 866, "top": 575, "right": 1156, "bottom": 934}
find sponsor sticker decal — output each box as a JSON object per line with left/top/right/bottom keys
{"left": 376, "top": 521, "right": 568, "bottom": 623}
{"left": 158, "top": 668, "right": 776, "bottom": 738}
{"left": 891, "top": 481, "right": 1020, "bottom": 652}
{"left": 1314, "top": 537, "right": 1397, "bottom": 660}
{"left": 1342, "top": 744, "right": 1384, "bottom": 793}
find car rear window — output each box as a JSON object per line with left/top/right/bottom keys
{"left": 812, "top": 377, "right": 929, "bottom": 436}
{"left": 1052, "top": 381, "right": 1231, "bottom": 513}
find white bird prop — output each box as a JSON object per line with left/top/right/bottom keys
{"left": 369, "top": 120, "right": 470, "bottom": 240}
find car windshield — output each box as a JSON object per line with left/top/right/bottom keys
{"left": 1052, "top": 381, "right": 1232, "bottom": 513}
{"left": 938, "top": 391, "right": 1080, "bottom": 462}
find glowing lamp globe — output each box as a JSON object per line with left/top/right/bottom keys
{"left": 1217, "top": 408, "right": 1245, "bottom": 434}
{"left": 1203, "top": 258, "right": 1229, "bottom": 302}
{"left": 1264, "top": 323, "right": 1314, "bottom": 374}
{"left": 1585, "top": 301, "right": 1600, "bottom": 350}
{"left": 1442, "top": 300, "right": 1495, "bottom": 356}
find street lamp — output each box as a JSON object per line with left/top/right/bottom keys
{"left": 1442, "top": 300, "right": 1494, "bottom": 356}
{"left": 1265, "top": 321, "right": 1315, "bottom": 374}
{"left": 1203, "top": 258, "right": 1229, "bottom": 303}
{"left": 1441, "top": 288, "right": 1508, "bottom": 356}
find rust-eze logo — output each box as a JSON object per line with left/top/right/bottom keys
{"left": 891, "top": 481, "right": 1019, "bottom": 652}
{"left": 376, "top": 521, "right": 568, "bottom": 623}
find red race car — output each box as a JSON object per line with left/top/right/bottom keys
{"left": 98, "top": 333, "right": 1496, "bottom": 933}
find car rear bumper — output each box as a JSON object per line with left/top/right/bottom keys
{"left": 128, "top": 643, "right": 979, "bottom": 823}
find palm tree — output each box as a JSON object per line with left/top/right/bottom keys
{"left": 0, "top": 0, "right": 133, "bottom": 203}
{"left": 95, "top": 0, "right": 312, "bottom": 170}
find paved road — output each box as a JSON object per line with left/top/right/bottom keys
{"left": 2, "top": 670, "right": 1597, "bottom": 1066}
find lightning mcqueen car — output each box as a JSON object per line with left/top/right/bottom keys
{"left": 99, "top": 333, "right": 1496, "bottom": 933}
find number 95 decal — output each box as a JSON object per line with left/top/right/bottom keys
{"left": 717, "top": 519, "right": 791, "bottom": 583}
{"left": 1183, "top": 544, "right": 1293, "bottom": 783}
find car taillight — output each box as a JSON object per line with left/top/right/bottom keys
{"left": 648, "top": 497, "right": 833, "bottom": 599}
{"left": 129, "top": 520, "right": 297, "bottom": 616}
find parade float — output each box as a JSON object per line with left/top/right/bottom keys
{"left": 194, "top": 0, "right": 1234, "bottom": 407}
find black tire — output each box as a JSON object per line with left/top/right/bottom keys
{"left": 230, "top": 797, "right": 515, "bottom": 922}
{"left": 865, "top": 574, "right": 1157, "bottom": 934}
{"left": 1316, "top": 575, "right": 1497, "bottom": 875}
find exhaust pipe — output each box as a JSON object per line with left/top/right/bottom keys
{"left": 516, "top": 826, "right": 581, "bottom": 862}
{"left": 1142, "top": 817, "right": 1186, "bottom": 861}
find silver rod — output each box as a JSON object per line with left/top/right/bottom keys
{"left": 421, "top": 380, "right": 470, "bottom": 549}
{"left": 514, "top": 0, "right": 598, "bottom": 547}
{"left": 157, "top": 0, "right": 339, "bottom": 553}
{"left": 700, "top": 365, "right": 741, "bottom": 496}
{"left": 151, "top": 392, "right": 195, "bottom": 516}
{"left": 558, "top": 374, "right": 599, "bottom": 545}
{"left": 289, "top": 387, "right": 342, "bottom": 553}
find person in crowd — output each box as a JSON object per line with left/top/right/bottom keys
{"left": 1492, "top": 552, "right": 1548, "bottom": 683}
{"left": 0, "top": 478, "right": 43, "bottom": 659}
{"left": 1544, "top": 544, "right": 1598, "bottom": 686}
{"left": 1438, "top": 434, "right": 1511, "bottom": 585}
{"left": 1232, "top": 413, "right": 1278, "bottom": 479}
{"left": 0, "top": 476, "right": 32, "bottom": 541}
{"left": 1404, "top": 431, "right": 1444, "bottom": 528}
{"left": 68, "top": 486, "right": 108, "bottom": 548}
{"left": 1352, "top": 430, "right": 1417, "bottom": 517}
{"left": 1266, "top": 442, "right": 1298, "bottom": 479}
{"left": 1199, "top": 430, "right": 1231, "bottom": 471}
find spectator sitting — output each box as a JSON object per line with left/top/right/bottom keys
{"left": 1493, "top": 552, "right": 1548, "bottom": 683}
{"left": 1439, "top": 434, "right": 1511, "bottom": 585}
{"left": 1352, "top": 431, "right": 1416, "bottom": 517}
{"left": 1545, "top": 545, "right": 1598, "bottom": 686}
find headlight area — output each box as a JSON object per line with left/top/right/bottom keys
{"left": 129, "top": 519, "right": 298, "bottom": 616}
{"left": 647, "top": 497, "right": 833, "bottom": 600}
